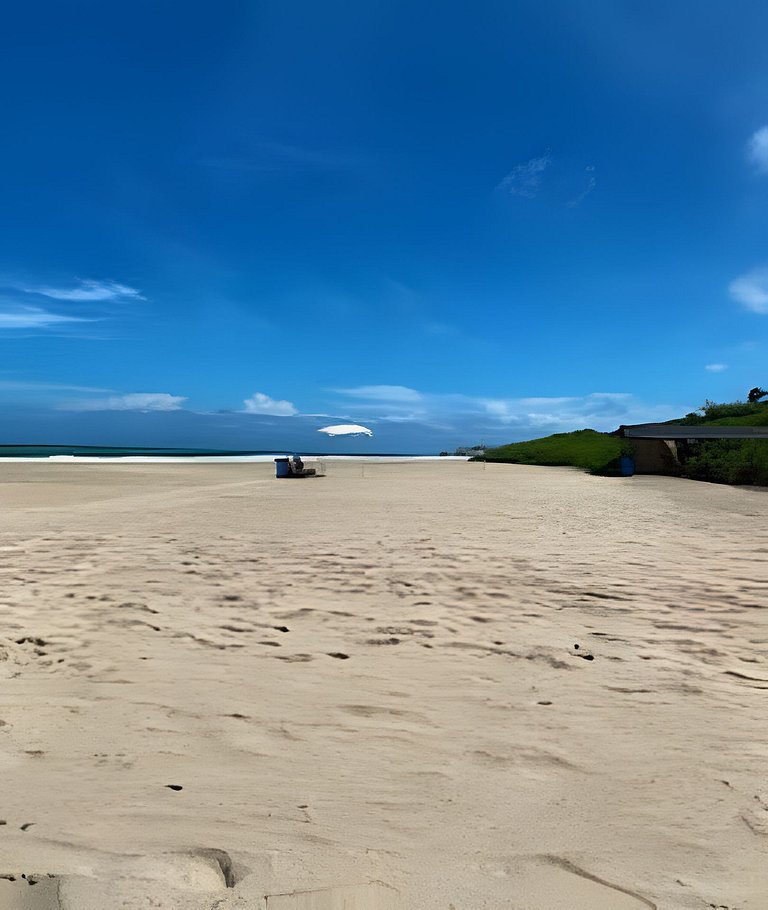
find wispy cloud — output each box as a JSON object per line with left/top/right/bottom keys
{"left": 422, "top": 321, "right": 457, "bottom": 336}
{"left": 242, "top": 391, "right": 297, "bottom": 416}
{"left": 200, "top": 141, "right": 360, "bottom": 174}
{"left": 497, "top": 151, "right": 597, "bottom": 208}
{"left": 0, "top": 380, "right": 112, "bottom": 392}
{"left": 728, "top": 267, "right": 768, "bottom": 314}
{"left": 0, "top": 276, "right": 144, "bottom": 337}
{"left": 748, "top": 126, "right": 768, "bottom": 173}
{"left": 332, "top": 385, "right": 423, "bottom": 403}
{"left": 496, "top": 149, "right": 553, "bottom": 198}
{"left": 0, "top": 308, "right": 90, "bottom": 329}
{"left": 325, "top": 385, "right": 682, "bottom": 434}
{"left": 567, "top": 165, "right": 597, "bottom": 208}
{"left": 474, "top": 392, "right": 635, "bottom": 426}
{"left": 62, "top": 392, "right": 186, "bottom": 412}
{"left": 705, "top": 363, "right": 728, "bottom": 373}
{"left": 24, "top": 279, "right": 144, "bottom": 302}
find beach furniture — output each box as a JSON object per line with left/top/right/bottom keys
{"left": 274, "top": 455, "right": 319, "bottom": 478}
{"left": 290, "top": 454, "right": 316, "bottom": 476}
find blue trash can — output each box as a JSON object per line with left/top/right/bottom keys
{"left": 274, "top": 457, "right": 291, "bottom": 478}
{"left": 619, "top": 455, "right": 635, "bottom": 477}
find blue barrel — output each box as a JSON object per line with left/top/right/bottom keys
{"left": 619, "top": 455, "right": 635, "bottom": 477}
{"left": 274, "top": 457, "right": 291, "bottom": 478}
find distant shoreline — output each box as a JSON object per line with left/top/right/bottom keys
{"left": 0, "top": 445, "right": 453, "bottom": 460}
{"left": 0, "top": 449, "right": 469, "bottom": 464}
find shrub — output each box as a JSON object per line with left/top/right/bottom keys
{"left": 679, "top": 440, "right": 768, "bottom": 486}
{"left": 679, "top": 400, "right": 768, "bottom": 423}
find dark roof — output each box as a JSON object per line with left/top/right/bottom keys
{"left": 618, "top": 423, "right": 768, "bottom": 440}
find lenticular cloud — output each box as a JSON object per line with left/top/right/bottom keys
{"left": 318, "top": 424, "right": 373, "bottom": 437}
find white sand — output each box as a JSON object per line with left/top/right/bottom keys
{"left": 0, "top": 460, "right": 765, "bottom": 908}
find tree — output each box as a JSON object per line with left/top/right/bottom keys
{"left": 747, "top": 387, "right": 768, "bottom": 403}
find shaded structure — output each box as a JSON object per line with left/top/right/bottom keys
{"left": 616, "top": 423, "right": 768, "bottom": 474}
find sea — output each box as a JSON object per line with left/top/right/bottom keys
{"left": 0, "top": 446, "right": 461, "bottom": 463}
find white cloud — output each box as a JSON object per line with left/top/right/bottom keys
{"left": 465, "top": 392, "right": 684, "bottom": 433}
{"left": 25, "top": 279, "right": 144, "bottom": 302}
{"left": 242, "top": 392, "right": 297, "bottom": 416}
{"left": 325, "top": 385, "right": 683, "bottom": 434}
{"left": 705, "top": 363, "right": 728, "bottom": 372}
{"left": 63, "top": 393, "right": 186, "bottom": 412}
{"left": 728, "top": 268, "right": 768, "bottom": 314}
{"left": 332, "top": 385, "right": 422, "bottom": 402}
{"left": 496, "top": 150, "right": 553, "bottom": 198}
{"left": 748, "top": 127, "right": 768, "bottom": 173}
{"left": 0, "top": 308, "right": 88, "bottom": 329}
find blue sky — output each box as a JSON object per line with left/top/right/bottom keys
{"left": 1, "top": 1, "right": 768, "bottom": 452}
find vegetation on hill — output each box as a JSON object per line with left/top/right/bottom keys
{"left": 673, "top": 397, "right": 768, "bottom": 485}
{"left": 677, "top": 399, "right": 768, "bottom": 426}
{"left": 477, "top": 429, "right": 630, "bottom": 475}
{"left": 474, "top": 395, "right": 768, "bottom": 487}
{"left": 677, "top": 439, "right": 768, "bottom": 486}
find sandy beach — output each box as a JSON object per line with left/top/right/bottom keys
{"left": 0, "top": 460, "right": 766, "bottom": 909}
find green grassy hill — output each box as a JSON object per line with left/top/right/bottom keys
{"left": 676, "top": 400, "right": 768, "bottom": 427}
{"left": 476, "top": 400, "right": 768, "bottom": 486}
{"left": 479, "top": 429, "right": 629, "bottom": 475}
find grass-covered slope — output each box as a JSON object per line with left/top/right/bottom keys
{"left": 479, "top": 429, "right": 628, "bottom": 475}
{"left": 477, "top": 400, "right": 768, "bottom": 486}
{"left": 676, "top": 400, "right": 768, "bottom": 427}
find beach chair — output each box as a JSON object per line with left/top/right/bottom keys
{"left": 288, "top": 455, "right": 316, "bottom": 477}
